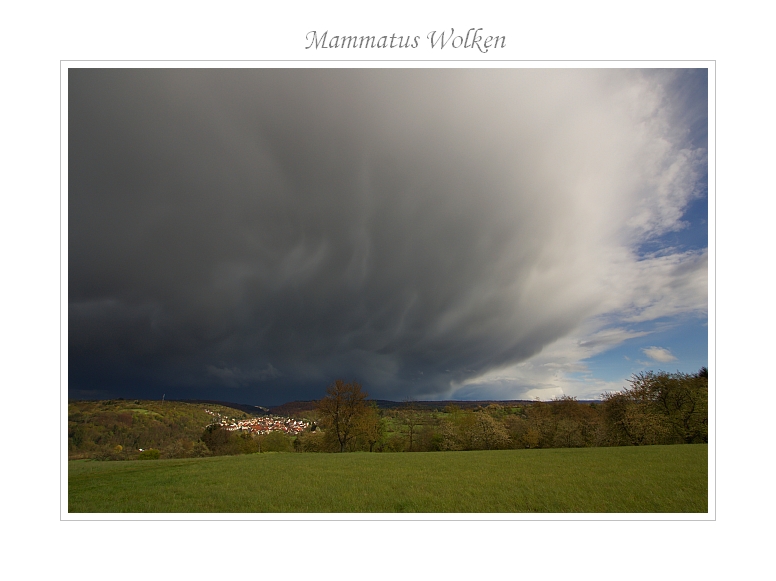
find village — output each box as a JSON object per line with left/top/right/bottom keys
{"left": 204, "top": 409, "right": 311, "bottom": 436}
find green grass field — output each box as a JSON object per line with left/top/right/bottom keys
{"left": 68, "top": 444, "right": 707, "bottom": 513}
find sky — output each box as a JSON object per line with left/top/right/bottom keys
{"left": 68, "top": 67, "right": 708, "bottom": 405}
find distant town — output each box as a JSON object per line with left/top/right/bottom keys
{"left": 204, "top": 409, "right": 311, "bottom": 435}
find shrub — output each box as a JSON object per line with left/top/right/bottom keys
{"left": 190, "top": 441, "right": 211, "bottom": 457}
{"left": 261, "top": 431, "right": 292, "bottom": 452}
{"left": 138, "top": 449, "right": 160, "bottom": 460}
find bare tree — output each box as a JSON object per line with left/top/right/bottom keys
{"left": 317, "top": 380, "right": 369, "bottom": 452}
{"left": 399, "top": 400, "right": 422, "bottom": 451}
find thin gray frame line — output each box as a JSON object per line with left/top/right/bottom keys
{"left": 60, "top": 62, "right": 714, "bottom": 521}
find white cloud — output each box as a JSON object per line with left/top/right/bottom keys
{"left": 641, "top": 347, "right": 678, "bottom": 363}
{"left": 607, "top": 249, "right": 708, "bottom": 323}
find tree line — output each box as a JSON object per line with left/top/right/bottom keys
{"left": 68, "top": 368, "right": 707, "bottom": 460}
{"left": 303, "top": 369, "right": 708, "bottom": 453}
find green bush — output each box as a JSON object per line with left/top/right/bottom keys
{"left": 294, "top": 430, "right": 335, "bottom": 452}
{"left": 138, "top": 449, "right": 160, "bottom": 460}
{"left": 261, "top": 431, "right": 292, "bottom": 452}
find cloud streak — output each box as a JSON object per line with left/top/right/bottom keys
{"left": 642, "top": 347, "right": 678, "bottom": 363}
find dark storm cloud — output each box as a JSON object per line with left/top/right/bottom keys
{"left": 68, "top": 68, "right": 706, "bottom": 403}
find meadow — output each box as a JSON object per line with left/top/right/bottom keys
{"left": 68, "top": 444, "right": 707, "bottom": 513}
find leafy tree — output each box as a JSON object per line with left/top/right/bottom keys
{"left": 190, "top": 441, "right": 211, "bottom": 457}
{"left": 162, "top": 439, "right": 193, "bottom": 459}
{"left": 316, "top": 379, "right": 369, "bottom": 452}
{"left": 523, "top": 401, "right": 557, "bottom": 448}
{"left": 600, "top": 390, "right": 668, "bottom": 445}
{"left": 437, "top": 419, "right": 458, "bottom": 451}
{"left": 384, "top": 434, "right": 406, "bottom": 452}
{"left": 628, "top": 370, "right": 708, "bottom": 444}
{"left": 357, "top": 403, "right": 385, "bottom": 452}
{"left": 553, "top": 418, "right": 585, "bottom": 448}
{"left": 416, "top": 423, "right": 444, "bottom": 451}
{"left": 523, "top": 427, "right": 540, "bottom": 449}
{"left": 238, "top": 431, "right": 260, "bottom": 454}
{"left": 201, "top": 425, "right": 245, "bottom": 455}
{"left": 261, "top": 431, "right": 292, "bottom": 452}
{"left": 600, "top": 369, "right": 708, "bottom": 446}
{"left": 294, "top": 429, "right": 335, "bottom": 452}
{"left": 549, "top": 396, "right": 600, "bottom": 447}
{"left": 455, "top": 410, "right": 480, "bottom": 450}
{"left": 472, "top": 412, "right": 510, "bottom": 450}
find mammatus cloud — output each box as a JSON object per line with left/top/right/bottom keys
{"left": 642, "top": 347, "right": 678, "bottom": 363}
{"left": 68, "top": 68, "right": 707, "bottom": 403}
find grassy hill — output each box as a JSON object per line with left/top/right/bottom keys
{"left": 68, "top": 444, "right": 707, "bottom": 513}
{"left": 67, "top": 399, "right": 254, "bottom": 460}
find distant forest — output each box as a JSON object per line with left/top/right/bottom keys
{"left": 68, "top": 369, "right": 707, "bottom": 460}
